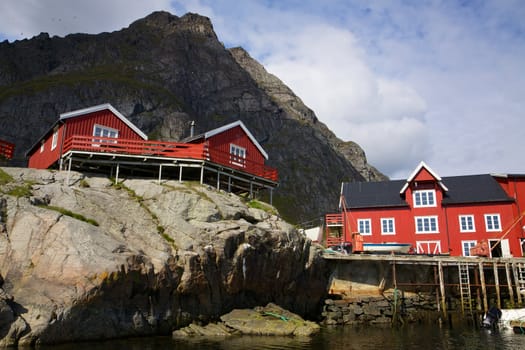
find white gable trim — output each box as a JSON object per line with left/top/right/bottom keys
{"left": 204, "top": 120, "right": 268, "bottom": 160}
{"left": 400, "top": 161, "right": 448, "bottom": 194}
{"left": 60, "top": 103, "right": 148, "bottom": 140}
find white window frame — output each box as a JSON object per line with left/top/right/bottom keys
{"left": 459, "top": 215, "right": 476, "bottom": 232}
{"left": 230, "top": 144, "right": 246, "bottom": 167}
{"left": 415, "top": 216, "right": 439, "bottom": 234}
{"left": 413, "top": 189, "right": 436, "bottom": 208}
{"left": 357, "top": 219, "right": 372, "bottom": 236}
{"left": 40, "top": 141, "right": 45, "bottom": 153}
{"left": 484, "top": 214, "right": 501, "bottom": 232}
{"left": 461, "top": 240, "right": 478, "bottom": 256}
{"left": 381, "top": 218, "right": 395, "bottom": 235}
{"left": 92, "top": 124, "right": 118, "bottom": 145}
{"left": 51, "top": 129, "right": 58, "bottom": 150}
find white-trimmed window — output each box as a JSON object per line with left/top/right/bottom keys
{"left": 485, "top": 214, "right": 501, "bottom": 232}
{"left": 51, "top": 129, "right": 59, "bottom": 150}
{"left": 93, "top": 124, "right": 118, "bottom": 145}
{"left": 462, "top": 240, "right": 477, "bottom": 256}
{"left": 358, "top": 219, "right": 372, "bottom": 236}
{"left": 230, "top": 144, "right": 246, "bottom": 167}
{"left": 415, "top": 216, "right": 439, "bottom": 233}
{"left": 413, "top": 190, "right": 436, "bottom": 207}
{"left": 459, "top": 215, "right": 475, "bottom": 232}
{"left": 381, "top": 218, "right": 395, "bottom": 235}
{"left": 40, "top": 141, "right": 45, "bottom": 153}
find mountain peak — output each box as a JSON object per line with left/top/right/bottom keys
{"left": 131, "top": 11, "right": 217, "bottom": 38}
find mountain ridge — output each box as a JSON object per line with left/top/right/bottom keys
{"left": 0, "top": 11, "right": 386, "bottom": 223}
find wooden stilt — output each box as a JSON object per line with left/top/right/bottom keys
{"left": 512, "top": 262, "right": 523, "bottom": 305}
{"left": 179, "top": 165, "right": 182, "bottom": 182}
{"left": 506, "top": 262, "right": 515, "bottom": 307}
{"left": 115, "top": 163, "right": 120, "bottom": 184}
{"left": 158, "top": 164, "right": 162, "bottom": 184}
{"left": 493, "top": 262, "right": 501, "bottom": 309}
{"left": 438, "top": 261, "right": 447, "bottom": 319}
{"left": 217, "top": 171, "right": 220, "bottom": 190}
{"left": 200, "top": 165, "right": 204, "bottom": 184}
{"left": 479, "top": 262, "right": 488, "bottom": 312}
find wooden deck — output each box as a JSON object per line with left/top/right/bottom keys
{"left": 62, "top": 136, "right": 278, "bottom": 182}
{"left": 0, "top": 139, "right": 14, "bottom": 160}
{"left": 60, "top": 136, "right": 278, "bottom": 200}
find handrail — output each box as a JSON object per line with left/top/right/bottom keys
{"left": 0, "top": 139, "right": 15, "bottom": 160}
{"left": 62, "top": 135, "right": 278, "bottom": 182}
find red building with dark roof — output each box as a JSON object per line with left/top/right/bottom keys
{"left": 327, "top": 162, "right": 525, "bottom": 257}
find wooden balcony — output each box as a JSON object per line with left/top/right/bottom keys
{"left": 0, "top": 139, "right": 14, "bottom": 160}
{"left": 62, "top": 135, "right": 278, "bottom": 183}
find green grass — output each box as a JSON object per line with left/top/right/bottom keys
{"left": 39, "top": 205, "right": 99, "bottom": 226}
{"left": 0, "top": 168, "right": 13, "bottom": 185}
{"left": 247, "top": 199, "right": 278, "bottom": 216}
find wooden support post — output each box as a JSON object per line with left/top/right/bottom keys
{"left": 66, "top": 157, "right": 72, "bottom": 186}
{"left": 479, "top": 262, "right": 488, "bottom": 312}
{"left": 512, "top": 262, "right": 523, "bottom": 305}
{"left": 158, "top": 164, "right": 162, "bottom": 184}
{"left": 506, "top": 262, "right": 515, "bottom": 307}
{"left": 438, "top": 261, "right": 447, "bottom": 319}
{"left": 227, "top": 176, "right": 231, "bottom": 193}
{"left": 115, "top": 163, "right": 120, "bottom": 184}
{"left": 270, "top": 188, "right": 273, "bottom": 206}
{"left": 200, "top": 165, "right": 204, "bottom": 185}
{"left": 493, "top": 262, "right": 501, "bottom": 309}
{"left": 179, "top": 165, "right": 183, "bottom": 182}
{"left": 216, "top": 171, "right": 220, "bottom": 190}
{"left": 249, "top": 181, "right": 253, "bottom": 199}
{"left": 474, "top": 268, "right": 481, "bottom": 311}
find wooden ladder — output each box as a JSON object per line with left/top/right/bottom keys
{"left": 458, "top": 263, "right": 473, "bottom": 315}
{"left": 518, "top": 263, "right": 525, "bottom": 295}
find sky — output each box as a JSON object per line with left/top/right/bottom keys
{"left": 0, "top": 0, "right": 524, "bottom": 179}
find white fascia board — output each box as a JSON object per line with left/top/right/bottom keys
{"left": 400, "top": 161, "right": 447, "bottom": 194}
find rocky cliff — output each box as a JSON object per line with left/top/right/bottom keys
{"left": 0, "top": 11, "right": 386, "bottom": 224}
{"left": 0, "top": 167, "right": 329, "bottom": 346}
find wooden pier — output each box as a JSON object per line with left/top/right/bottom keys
{"left": 323, "top": 253, "right": 525, "bottom": 319}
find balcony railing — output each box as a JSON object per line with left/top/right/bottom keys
{"left": 62, "top": 135, "right": 278, "bottom": 182}
{"left": 0, "top": 139, "right": 14, "bottom": 160}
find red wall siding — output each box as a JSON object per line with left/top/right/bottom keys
{"left": 28, "top": 109, "right": 144, "bottom": 169}
{"left": 64, "top": 110, "right": 143, "bottom": 140}
{"left": 28, "top": 124, "right": 66, "bottom": 169}
{"left": 207, "top": 125, "right": 265, "bottom": 165}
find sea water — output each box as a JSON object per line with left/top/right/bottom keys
{"left": 36, "top": 324, "right": 524, "bottom": 350}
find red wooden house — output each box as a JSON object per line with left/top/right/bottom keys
{"left": 27, "top": 103, "right": 278, "bottom": 198}
{"left": 326, "top": 162, "right": 525, "bottom": 257}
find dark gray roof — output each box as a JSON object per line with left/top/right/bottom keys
{"left": 342, "top": 179, "right": 409, "bottom": 208}
{"left": 342, "top": 174, "right": 514, "bottom": 209}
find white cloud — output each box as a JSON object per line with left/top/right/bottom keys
{"left": 0, "top": 0, "right": 173, "bottom": 40}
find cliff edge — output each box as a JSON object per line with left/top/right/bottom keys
{"left": 0, "top": 167, "right": 328, "bottom": 346}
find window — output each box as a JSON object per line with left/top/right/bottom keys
{"left": 459, "top": 215, "right": 475, "bottom": 232}
{"left": 40, "top": 141, "right": 45, "bottom": 153}
{"left": 358, "top": 219, "right": 372, "bottom": 236}
{"left": 462, "top": 240, "right": 477, "bottom": 256}
{"left": 381, "top": 218, "right": 395, "bottom": 235}
{"left": 51, "top": 129, "right": 58, "bottom": 150}
{"left": 93, "top": 124, "right": 118, "bottom": 145}
{"left": 485, "top": 214, "right": 501, "bottom": 232}
{"left": 413, "top": 190, "right": 436, "bottom": 207}
{"left": 415, "top": 216, "right": 439, "bottom": 233}
{"left": 230, "top": 144, "right": 246, "bottom": 167}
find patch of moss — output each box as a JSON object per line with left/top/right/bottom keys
{"left": 0, "top": 168, "right": 13, "bottom": 185}
{"left": 247, "top": 199, "right": 277, "bottom": 216}
{"left": 39, "top": 205, "right": 99, "bottom": 226}
{"left": 6, "top": 183, "right": 33, "bottom": 198}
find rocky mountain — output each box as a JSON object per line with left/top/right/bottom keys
{"left": 0, "top": 11, "right": 386, "bottom": 223}
{"left": 0, "top": 167, "right": 328, "bottom": 346}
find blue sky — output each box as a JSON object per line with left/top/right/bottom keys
{"left": 1, "top": 0, "right": 524, "bottom": 179}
